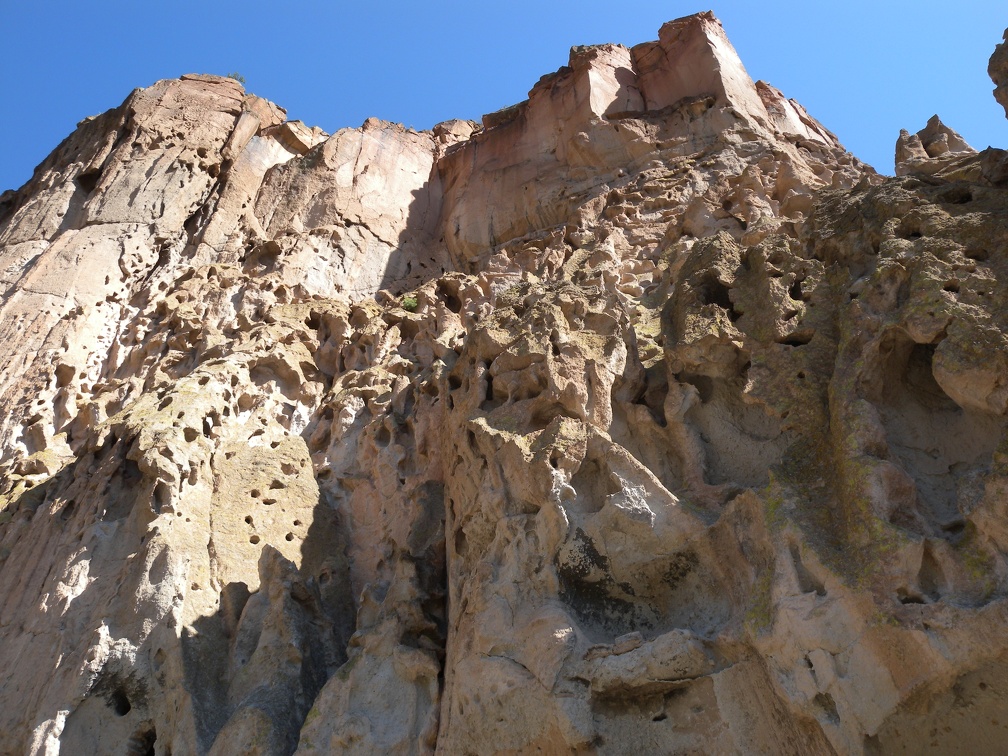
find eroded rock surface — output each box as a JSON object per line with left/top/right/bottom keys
{"left": 1, "top": 14, "right": 1008, "bottom": 756}
{"left": 991, "top": 27, "right": 1008, "bottom": 119}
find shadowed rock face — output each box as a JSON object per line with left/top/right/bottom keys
{"left": 0, "top": 14, "right": 1007, "bottom": 756}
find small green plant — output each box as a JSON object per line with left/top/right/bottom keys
{"left": 402, "top": 295, "right": 418, "bottom": 312}
{"left": 226, "top": 72, "right": 247, "bottom": 85}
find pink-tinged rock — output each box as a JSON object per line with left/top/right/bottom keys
{"left": 260, "top": 120, "right": 327, "bottom": 156}
{"left": 2, "top": 12, "right": 1008, "bottom": 756}
{"left": 755, "top": 80, "right": 837, "bottom": 145}
{"left": 569, "top": 43, "right": 644, "bottom": 119}
{"left": 631, "top": 12, "right": 769, "bottom": 127}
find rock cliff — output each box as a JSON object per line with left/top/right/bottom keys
{"left": 1, "top": 12, "right": 1007, "bottom": 755}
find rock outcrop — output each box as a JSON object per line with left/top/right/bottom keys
{"left": 1, "top": 13, "right": 1008, "bottom": 756}
{"left": 991, "top": 28, "right": 1008, "bottom": 119}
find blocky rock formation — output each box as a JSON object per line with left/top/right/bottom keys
{"left": 1, "top": 13, "right": 1007, "bottom": 756}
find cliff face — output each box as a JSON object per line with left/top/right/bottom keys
{"left": 0, "top": 12, "right": 1007, "bottom": 755}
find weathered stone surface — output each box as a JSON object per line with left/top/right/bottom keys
{"left": 895, "top": 115, "right": 977, "bottom": 177}
{"left": 439, "top": 12, "right": 870, "bottom": 266}
{"left": 991, "top": 27, "right": 1008, "bottom": 119}
{"left": 1, "top": 14, "right": 1008, "bottom": 756}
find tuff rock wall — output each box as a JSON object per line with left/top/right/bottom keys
{"left": 0, "top": 12, "right": 1007, "bottom": 755}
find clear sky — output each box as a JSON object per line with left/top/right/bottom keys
{"left": 1, "top": 1, "right": 1005, "bottom": 192}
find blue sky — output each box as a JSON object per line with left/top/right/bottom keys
{"left": 1, "top": 1, "right": 1005, "bottom": 192}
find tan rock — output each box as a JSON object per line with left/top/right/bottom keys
{"left": 0, "top": 12, "right": 1007, "bottom": 756}
{"left": 990, "top": 27, "right": 1008, "bottom": 118}
{"left": 895, "top": 114, "right": 977, "bottom": 176}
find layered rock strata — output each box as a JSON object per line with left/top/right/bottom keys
{"left": 1, "top": 12, "right": 1007, "bottom": 756}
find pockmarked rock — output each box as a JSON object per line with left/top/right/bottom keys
{"left": 1, "top": 14, "right": 1008, "bottom": 756}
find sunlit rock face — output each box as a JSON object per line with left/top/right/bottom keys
{"left": 1, "top": 14, "right": 1007, "bottom": 756}
{"left": 991, "top": 28, "right": 1008, "bottom": 119}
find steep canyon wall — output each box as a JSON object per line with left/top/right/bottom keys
{"left": 1, "top": 12, "right": 1008, "bottom": 755}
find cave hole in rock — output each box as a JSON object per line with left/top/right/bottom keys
{"left": 568, "top": 457, "right": 621, "bottom": 515}
{"left": 76, "top": 168, "right": 102, "bottom": 195}
{"left": 965, "top": 247, "right": 990, "bottom": 261}
{"left": 700, "top": 275, "right": 740, "bottom": 322}
{"left": 454, "top": 528, "right": 468, "bottom": 558}
{"left": 482, "top": 361, "right": 499, "bottom": 409}
{"left": 437, "top": 281, "right": 463, "bottom": 313}
{"left": 398, "top": 318, "right": 420, "bottom": 340}
{"left": 937, "top": 186, "right": 973, "bottom": 205}
{"left": 813, "top": 692, "right": 840, "bottom": 725}
{"left": 55, "top": 363, "right": 75, "bottom": 388}
{"left": 126, "top": 724, "right": 157, "bottom": 756}
{"left": 123, "top": 459, "right": 142, "bottom": 485}
{"left": 897, "top": 587, "right": 927, "bottom": 605}
{"left": 788, "top": 277, "right": 807, "bottom": 302}
{"left": 153, "top": 482, "right": 170, "bottom": 513}
{"left": 777, "top": 329, "right": 815, "bottom": 347}
{"left": 634, "top": 363, "right": 669, "bottom": 427}
{"left": 557, "top": 526, "right": 729, "bottom": 641}
{"left": 897, "top": 221, "right": 923, "bottom": 240}
{"left": 940, "top": 522, "right": 966, "bottom": 544}
{"left": 680, "top": 373, "right": 714, "bottom": 403}
{"left": 110, "top": 688, "right": 131, "bottom": 716}
{"left": 871, "top": 334, "right": 1007, "bottom": 537}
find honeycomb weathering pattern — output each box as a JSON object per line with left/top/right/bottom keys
{"left": 1, "top": 13, "right": 1008, "bottom": 756}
